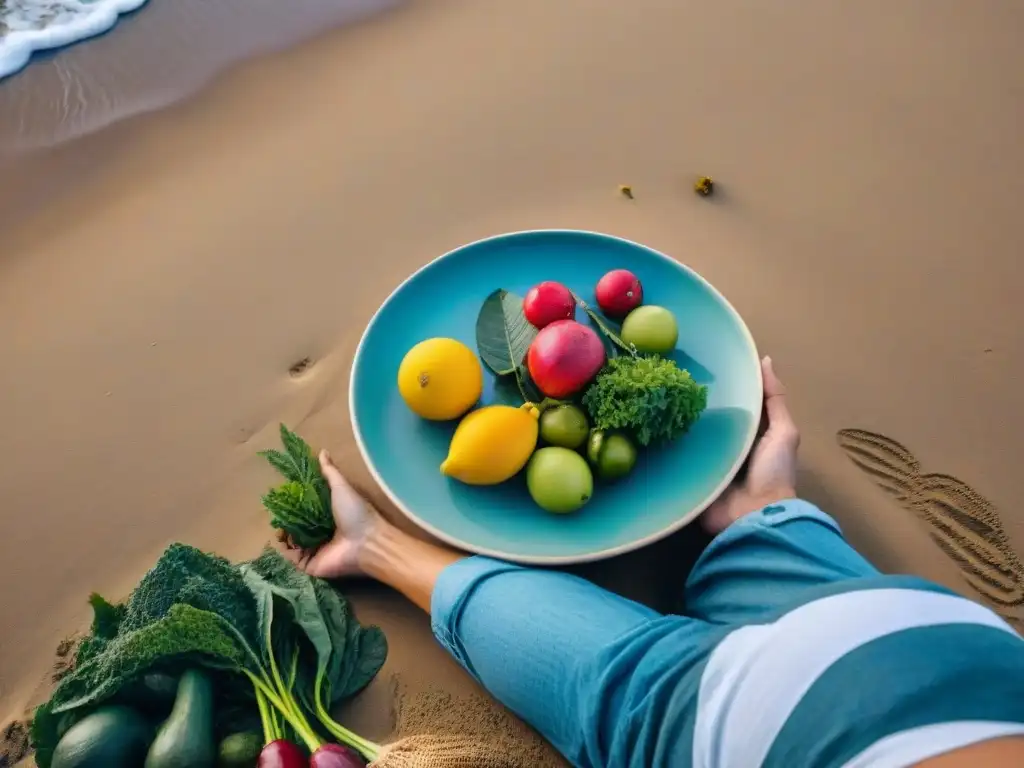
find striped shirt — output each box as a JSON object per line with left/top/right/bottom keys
{"left": 691, "top": 576, "right": 1024, "bottom": 767}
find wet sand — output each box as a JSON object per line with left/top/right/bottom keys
{"left": 3, "top": 0, "right": 1024, "bottom": 748}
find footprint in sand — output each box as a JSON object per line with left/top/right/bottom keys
{"left": 288, "top": 356, "right": 315, "bottom": 378}
{"left": 836, "top": 428, "right": 1024, "bottom": 628}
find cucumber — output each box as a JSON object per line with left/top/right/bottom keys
{"left": 51, "top": 705, "right": 153, "bottom": 768}
{"left": 55, "top": 710, "right": 88, "bottom": 741}
{"left": 117, "top": 672, "right": 180, "bottom": 717}
{"left": 144, "top": 669, "right": 216, "bottom": 768}
{"left": 217, "top": 732, "right": 263, "bottom": 768}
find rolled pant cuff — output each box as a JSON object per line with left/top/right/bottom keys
{"left": 717, "top": 498, "right": 841, "bottom": 536}
{"left": 430, "top": 555, "right": 524, "bottom": 670}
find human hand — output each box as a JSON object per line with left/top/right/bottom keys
{"left": 700, "top": 356, "right": 800, "bottom": 536}
{"left": 284, "top": 450, "right": 385, "bottom": 578}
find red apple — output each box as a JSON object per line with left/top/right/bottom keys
{"left": 595, "top": 269, "right": 643, "bottom": 318}
{"left": 523, "top": 281, "right": 575, "bottom": 329}
{"left": 527, "top": 320, "right": 606, "bottom": 398}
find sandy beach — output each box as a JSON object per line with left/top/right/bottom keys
{"left": 3, "top": 0, "right": 1024, "bottom": 759}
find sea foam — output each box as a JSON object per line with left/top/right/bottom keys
{"left": 0, "top": 0, "right": 399, "bottom": 151}
{"left": 1, "top": 0, "right": 150, "bottom": 81}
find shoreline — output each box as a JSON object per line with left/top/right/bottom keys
{"left": 0, "top": 0, "right": 409, "bottom": 232}
{"left": 0, "top": 0, "right": 150, "bottom": 83}
{"left": 0, "top": 0, "right": 402, "bottom": 154}
{"left": 3, "top": 0, "right": 1024, "bottom": 746}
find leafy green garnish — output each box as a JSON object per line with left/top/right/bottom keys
{"left": 259, "top": 424, "right": 335, "bottom": 550}
{"left": 31, "top": 544, "right": 387, "bottom": 766}
{"left": 475, "top": 289, "right": 537, "bottom": 375}
{"left": 582, "top": 355, "right": 708, "bottom": 446}
{"left": 476, "top": 289, "right": 539, "bottom": 404}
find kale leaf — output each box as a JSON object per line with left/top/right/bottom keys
{"left": 582, "top": 355, "right": 709, "bottom": 446}
{"left": 31, "top": 543, "right": 388, "bottom": 766}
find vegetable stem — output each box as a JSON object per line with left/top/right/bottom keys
{"left": 571, "top": 291, "right": 637, "bottom": 356}
{"left": 309, "top": 673, "right": 382, "bottom": 760}
{"left": 243, "top": 670, "right": 321, "bottom": 752}
{"left": 255, "top": 686, "right": 277, "bottom": 743}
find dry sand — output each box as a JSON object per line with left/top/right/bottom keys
{"left": 2, "top": 0, "right": 1024, "bottom": 757}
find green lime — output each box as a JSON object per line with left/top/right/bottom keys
{"left": 526, "top": 447, "right": 594, "bottom": 514}
{"left": 539, "top": 404, "right": 590, "bottom": 449}
{"left": 586, "top": 430, "right": 638, "bottom": 481}
{"left": 620, "top": 305, "right": 678, "bottom": 355}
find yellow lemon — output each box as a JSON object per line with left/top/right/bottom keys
{"left": 398, "top": 338, "right": 483, "bottom": 420}
{"left": 441, "top": 403, "right": 540, "bottom": 485}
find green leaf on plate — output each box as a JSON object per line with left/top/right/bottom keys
{"left": 492, "top": 365, "right": 542, "bottom": 406}
{"left": 476, "top": 289, "right": 538, "bottom": 376}
{"left": 571, "top": 291, "right": 636, "bottom": 357}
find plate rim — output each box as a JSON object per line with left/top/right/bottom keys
{"left": 349, "top": 228, "right": 763, "bottom": 565}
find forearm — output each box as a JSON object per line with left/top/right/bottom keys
{"left": 358, "top": 523, "right": 464, "bottom": 613}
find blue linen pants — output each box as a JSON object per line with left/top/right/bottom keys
{"left": 429, "top": 500, "right": 1024, "bottom": 768}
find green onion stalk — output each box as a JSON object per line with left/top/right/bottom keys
{"left": 222, "top": 622, "right": 382, "bottom": 760}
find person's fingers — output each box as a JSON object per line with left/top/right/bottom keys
{"left": 319, "top": 449, "right": 365, "bottom": 505}
{"left": 319, "top": 449, "right": 347, "bottom": 490}
{"left": 279, "top": 546, "right": 307, "bottom": 570}
{"left": 281, "top": 543, "right": 333, "bottom": 577}
{"left": 761, "top": 356, "right": 799, "bottom": 445}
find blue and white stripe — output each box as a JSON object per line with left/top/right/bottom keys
{"left": 692, "top": 586, "right": 1024, "bottom": 767}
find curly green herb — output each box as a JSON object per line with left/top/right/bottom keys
{"left": 259, "top": 424, "right": 334, "bottom": 550}
{"left": 582, "top": 355, "right": 708, "bottom": 446}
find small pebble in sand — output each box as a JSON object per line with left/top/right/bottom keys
{"left": 694, "top": 176, "right": 714, "bottom": 196}
{"left": 618, "top": 184, "right": 634, "bottom": 199}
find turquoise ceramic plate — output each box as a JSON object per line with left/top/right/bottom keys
{"left": 350, "top": 230, "right": 762, "bottom": 564}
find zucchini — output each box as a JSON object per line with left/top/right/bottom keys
{"left": 117, "top": 672, "right": 180, "bottom": 717}
{"left": 144, "top": 669, "right": 216, "bottom": 768}
{"left": 51, "top": 705, "right": 153, "bottom": 768}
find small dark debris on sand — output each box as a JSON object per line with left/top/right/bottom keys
{"left": 694, "top": 176, "right": 714, "bottom": 196}
{"left": 0, "top": 720, "right": 31, "bottom": 768}
{"left": 51, "top": 635, "right": 80, "bottom": 684}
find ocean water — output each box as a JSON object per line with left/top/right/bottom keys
{"left": 0, "top": 0, "right": 150, "bottom": 80}
{"left": 0, "top": 0, "right": 399, "bottom": 151}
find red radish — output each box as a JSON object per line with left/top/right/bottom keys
{"left": 595, "top": 269, "right": 643, "bottom": 318}
{"left": 259, "top": 739, "right": 307, "bottom": 768}
{"left": 527, "top": 320, "right": 606, "bottom": 398}
{"left": 523, "top": 281, "right": 575, "bottom": 329}
{"left": 311, "top": 744, "right": 365, "bottom": 767}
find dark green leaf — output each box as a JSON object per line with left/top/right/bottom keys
{"left": 259, "top": 448, "right": 303, "bottom": 483}
{"left": 30, "top": 702, "right": 59, "bottom": 768}
{"left": 245, "top": 549, "right": 387, "bottom": 703}
{"left": 279, "top": 424, "right": 316, "bottom": 481}
{"left": 240, "top": 562, "right": 333, "bottom": 682}
{"left": 259, "top": 426, "right": 335, "bottom": 550}
{"left": 491, "top": 365, "right": 542, "bottom": 406}
{"left": 87, "top": 593, "right": 125, "bottom": 641}
{"left": 335, "top": 625, "right": 387, "bottom": 702}
{"left": 476, "top": 289, "right": 538, "bottom": 376}
{"left": 50, "top": 604, "right": 247, "bottom": 714}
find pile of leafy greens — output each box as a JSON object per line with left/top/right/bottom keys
{"left": 31, "top": 544, "right": 386, "bottom": 767}
{"left": 260, "top": 424, "right": 336, "bottom": 550}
